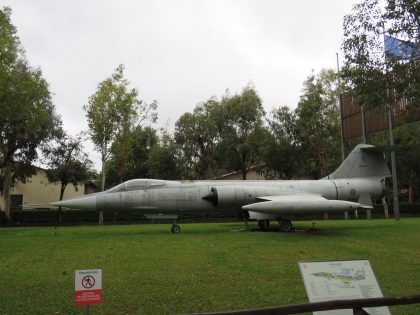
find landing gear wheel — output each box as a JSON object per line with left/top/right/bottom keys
{"left": 258, "top": 219, "right": 270, "bottom": 230}
{"left": 171, "top": 224, "right": 181, "bottom": 234}
{"left": 279, "top": 219, "right": 293, "bottom": 232}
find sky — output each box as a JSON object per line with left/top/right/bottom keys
{"left": 3, "top": 0, "right": 360, "bottom": 169}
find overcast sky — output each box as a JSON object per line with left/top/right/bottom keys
{"left": 3, "top": 0, "right": 359, "bottom": 169}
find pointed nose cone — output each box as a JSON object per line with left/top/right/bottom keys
{"left": 50, "top": 195, "right": 97, "bottom": 210}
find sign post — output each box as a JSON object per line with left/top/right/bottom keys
{"left": 75, "top": 269, "right": 102, "bottom": 313}
{"left": 299, "top": 260, "right": 391, "bottom": 315}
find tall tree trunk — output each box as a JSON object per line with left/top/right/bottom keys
{"left": 242, "top": 169, "right": 247, "bottom": 180}
{"left": 2, "top": 160, "right": 14, "bottom": 225}
{"left": 58, "top": 183, "right": 67, "bottom": 225}
{"left": 59, "top": 183, "right": 67, "bottom": 200}
{"left": 408, "top": 170, "right": 415, "bottom": 204}
{"left": 99, "top": 149, "right": 106, "bottom": 225}
{"left": 101, "top": 155, "right": 106, "bottom": 192}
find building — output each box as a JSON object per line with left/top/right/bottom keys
{"left": 215, "top": 166, "right": 267, "bottom": 180}
{"left": 0, "top": 167, "right": 96, "bottom": 211}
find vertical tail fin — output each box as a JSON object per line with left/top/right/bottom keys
{"left": 327, "top": 144, "right": 391, "bottom": 179}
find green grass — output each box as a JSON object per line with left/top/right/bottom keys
{"left": 1, "top": 219, "right": 420, "bottom": 315}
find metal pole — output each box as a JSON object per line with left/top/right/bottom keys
{"left": 336, "top": 53, "right": 349, "bottom": 220}
{"left": 360, "top": 105, "right": 369, "bottom": 219}
{"left": 388, "top": 106, "right": 400, "bottom": 220}
{"left": 383, "top": 30, "right": 400, "bottom": 220}
{"left": 336, "top": 53, "right": 346, "bottom": 162}
{"left": 361, "top": 105, "right": 367, "bottom": 144}
{"left": 359, "top": 101, "right": 371, "bottom": 219}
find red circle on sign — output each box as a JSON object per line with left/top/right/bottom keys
{"left": 82, "top": 275, "right": 95, "bottom": 289}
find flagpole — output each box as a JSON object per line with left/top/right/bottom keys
{"left": 388, "top": 104, "right": 400, "bottom": 220}
{"left": 384, "top": 32, "right": 400, "bottom": 221}
{"left": 336, "top": 53, "right": 349, "bottom": 220}
{"left": 336, "top": 53, "right": 345, "bottom": 162}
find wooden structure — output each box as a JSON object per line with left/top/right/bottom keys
{"left": 341, "top": 94, "right": 420, "bottom": 141}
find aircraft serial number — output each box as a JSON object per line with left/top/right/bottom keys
{"left": 158, "top": 192, "right": 197, "bottom": 201}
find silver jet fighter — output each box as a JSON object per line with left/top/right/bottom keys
{"left": 51, "top": 144, "right": 390, "bottom": 233}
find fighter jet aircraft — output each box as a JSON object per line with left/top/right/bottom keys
{"left": 50, "top": 144, "right": 390, "bottom": 233}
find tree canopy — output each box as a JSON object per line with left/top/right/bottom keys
{"left": 174, "top": 86, "right": 268, "bottom": 180}
{"left": 215, "top": 86, "right": 268, "bottom": 180}
{"left": 84, "top": 64, "right": 157, "bottom": 191}
{"left": 0, "top": 7, "right": 62, "bottom": 223}
{"left": 174, "top": 98, "right": 219, "bottom": 179}
{"left": 342, "top": 0, "right": 420, "bottom": 108}
{"left": 295, "top": 69, "right": 341, "bottom": 178}
{"left": 262, "top": 69, "right": 341, "bottom": 179}
{"left": 262, "top": 106, "right": 301, "bottom": 179}
{"left": 44, "top": 134, "right": 94, "bottom": 201}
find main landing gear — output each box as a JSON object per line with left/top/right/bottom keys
{"left": 278, "top": 218, "right": 293, "bottom": 232}
{"left": 257, "top": 218, "right": 293, "bottom": 232}
{"left": 171, "top": 223, "right": 181, "bottom": 234}
{"left": 257, "top": 219, "right": 270, "bottom": 230}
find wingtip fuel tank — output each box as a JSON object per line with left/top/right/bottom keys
{"left": 242, "top": 197, "right": 368, "bottom": 215}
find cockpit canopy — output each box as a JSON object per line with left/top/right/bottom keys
{"left": 108, "top": 179, "right": 166, "bottom": 193}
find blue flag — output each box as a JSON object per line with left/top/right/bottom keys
{"left": 384, "top": 35, "right": 420, "bottom": 61}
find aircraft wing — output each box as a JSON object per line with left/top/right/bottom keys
{"left": 242, "top": 194, "right": 370, "bottom": 215}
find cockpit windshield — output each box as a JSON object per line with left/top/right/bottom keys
{"left": 108, "top": 183, "right": 127, "bottom": 193}
{"left": 126, "top": 179, "right": 148, "bottom": 191}
{"left": 108, "top": 179, "right": 166, "bottom": 193}
{"left": 148, "top": 180, "right": 166, "bottom": 187}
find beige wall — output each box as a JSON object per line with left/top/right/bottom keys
{"left": 218, "top": 168, "right": 266, "bottom": 180}
{"left": 0, "top": 168, "right": 86, "bottom": 210}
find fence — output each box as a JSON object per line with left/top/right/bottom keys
{"left": 0, "top": 203, "right": 419, "bottom": 226}
{"left": 192, "top": 294, "right": 420, "bottom": 315}
{"left": 4, "top": 207, "right": 240, "bottom": 226}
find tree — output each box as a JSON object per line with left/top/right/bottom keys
{"left": 44, "top": 134, "right": 94, "bottom": 201}
{"left": 106, "top": 126, "right": 180, "bottom": 184}
{"left": 147, "top": 131, "right": 180, "bottom": 180}
{"left": 175, "top": 86, "right": 269, "bottom": 180}
{"left": 84, "top": 64, "right": 157, "bottom": 192}
{"left": 394, "top": 125, "right": 420, "bottom": 203}
{"left": 105, "top": 126, "right": 159, "bottom": 187}
{"left": 295, "top": 69, "right": 341, "bottom": 178}
{"left": 261, "top": 106, "right": 302, "bottom": 179}
{"left": 0, "top": 7, "right": 62, "bottom": 224}
{"left": 342, "top": 0, "right": 420, "bottom": 109}
{"left": 174, "top": 98, "right": 219, "bottom": 179}
{"left": 214, "top": 86, "right": 268, "bottom": 180}
{"left": 0, "top": 7, "right": 19, "bottom": 73}
{"left": 43, "top": 133, "right": 94, "bottom": 223}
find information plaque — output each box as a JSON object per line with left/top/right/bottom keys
{"left": 299, "top": 260, "right": 391, "bottom": 315}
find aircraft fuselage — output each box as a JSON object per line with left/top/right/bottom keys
{"left": 50, "top": 144, "right": 391, "bottom": 233}
{"left": 92, "top": 177, "right": 384, "bottom": 215}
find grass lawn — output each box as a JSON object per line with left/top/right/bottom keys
{"left": 1, "top": 218, "right": 420, "bottom": 315}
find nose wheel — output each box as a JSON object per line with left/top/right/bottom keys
{"left": 171, "top": 224, "right": 181, "bottom": 234}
